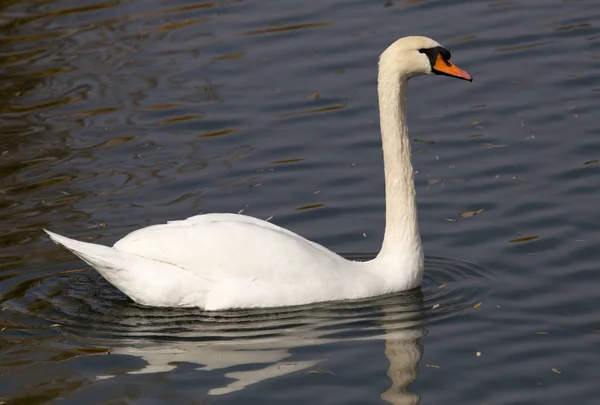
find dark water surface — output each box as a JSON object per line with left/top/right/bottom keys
{"left": 1, "top": 0, "right": 599, "bottom": 403}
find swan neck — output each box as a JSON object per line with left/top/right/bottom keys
{"left": 376, "top": 71, "right": 422, "bottom": 271}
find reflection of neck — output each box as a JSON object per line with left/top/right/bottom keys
{"left": 372, "top": 67, "right": 423, "bottom": 286}
{"left": 381, "top": 337, "right": 422, "bottom": 405}
{"left": 379, "top": 292, "right": 425, "bottom": 405}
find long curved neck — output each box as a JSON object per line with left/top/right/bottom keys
{"left": 374, "top": 67, "right": 423, "bottom": 279}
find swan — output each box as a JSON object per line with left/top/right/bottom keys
{"left": 45, "top": 36, "right": 472, "bottom": 310}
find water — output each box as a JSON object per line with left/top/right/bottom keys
{"left": 1, "top": 0, "right": 599, "bottom": 403}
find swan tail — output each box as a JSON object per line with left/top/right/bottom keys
{"left": 45, "top": 229, "right": 126, "bottom": 271}
{"left": 44, "top": 229, "right": 201, "bottom": 307}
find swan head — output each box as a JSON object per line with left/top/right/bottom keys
{"left": 380, "top": 36, "right": 472, "bottom": 82}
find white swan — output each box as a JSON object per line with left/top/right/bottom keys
{"left": 46, "top": 36, "right": 472, "bottom": 310}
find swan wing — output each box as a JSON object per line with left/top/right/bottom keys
{"left": 114, "top": 213, "right": 343, "bottom": 280}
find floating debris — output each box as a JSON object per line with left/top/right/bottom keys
{"left": 270, "top": 158, "right": 306, "bottom": 164}
{"left": 432, "top": 304, "right": 440, "bottom": 310}
{"left": 551, "top": 368, "right": 562, "bottom": 374}
{"left": 414, "top": 138, "right": 435, "bottom": 144}
{"left": 444, "top": 218, "right": 457, "bottom": 222}
{"left": 425, "top": 364, "right": 440, "bottom": 369}
{"left": 476, "top": 352, "right": 482, "bottom": 357}
{"left": 473, "top": 302, "right": 482, "bottom": 309}
{"left": 265, "top": 216, "right": 274, "bottom": 222}
{"left": 584, "top": 160, "right": 598, "bottom": 165}
{"left": 508, "top": 235, "right": 539, "bottom": 243}
{"left": 213, "top": 52, "right": 245, "bottom": 61}
{"left": 439, "top": 284, "right": 447, "bottom": 289}
{"left": 307, "top": 369, "right": 335, "bottom": 375}
{"left": 296, "top": 204, "right": 325, "bottom": 211}
{"left": 459, "top": 208, "right": 484, "bottom": 218}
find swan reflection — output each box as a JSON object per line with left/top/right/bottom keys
{"left": 92, "top": 290, "right": 426, "bottom": 403}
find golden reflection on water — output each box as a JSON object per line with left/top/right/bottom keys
{"left": 278, "top": 104, "right": 347, "bottom": 118}
{"left": 243, "top": 22, "right": 332, "bottom": 36}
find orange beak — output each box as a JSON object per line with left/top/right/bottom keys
{"left": 432, "top": 54, "right": 472, "bottom": 82}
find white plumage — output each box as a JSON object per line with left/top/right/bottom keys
{"left": 46, "top": 36, "right": 472, "bottom": 310}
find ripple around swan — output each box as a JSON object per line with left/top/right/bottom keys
{"left": 1, "top": 255, "right": 492, "bottom": 345}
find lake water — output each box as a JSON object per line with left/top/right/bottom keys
{"left": 1, "top": 0, "right": 599, "bottom": 403}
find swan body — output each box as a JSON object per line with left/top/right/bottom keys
{"left": 46, "top": 36, "right": 472, "bottom": 310}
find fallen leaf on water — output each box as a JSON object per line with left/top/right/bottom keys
{"left": 425, "top": 364, "right": 440, "bottom": 369}
{"left": 265, "top": 216, "right": 274, "bottom": 222}
{"left": 306, "top": 92, "right": 320, "bottom": 99}
{"left": 459, "top": 208, "right": 484, "bottom": 218}
{"left": 102, "top": 137, "right": 133, "bottom": 148}
{"left": 573, "top": 114, "right": 579, "bottom": 118}
{"left": 476, "top": 352, "right": 482, "bottom": 357}
{"left": 296, "top": 204, "right": 325, "bottom": 211}
{"left": 212, "top": 52, "right": 245, "bottom": 61}
{"left": 307, "top": 369, "right": 335, "bottom": 375}
{"left": 473, "top": 302, "right": 482, "bottom": 309}
{"left": 444, "top": 217, "right": 457, "bottom": 222}
{"left": 414, "top": 138, "right": 435, "bottom": 144}
{"left": 362, "top": 232, "right": 367, "bottom": 237}
{"left": 509, "top": 235, "right": 539, "bottom": 243}
{"left": 432, "top": 304, "right": 440, "bottom": 309}
{"left": 270, "top": 158, "right": 306, "bottom": 164}
{"left": 551, "top": 368, "right": 561, "bottom": 374}
{"left": 50, "top": 324, "right": 60, "bottom": 328}
{"left": 584, "top": 160, "right": 598, "bottom": 165}
{"left": 536, "top": 332, "right": 548, "bottom": 335}
{"left": 439, "top": 284, "right": 447, "bottom": 289}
